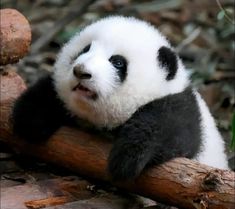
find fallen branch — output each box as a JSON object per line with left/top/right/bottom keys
{"left": 30, "top": 0, "right": 96, "bottom": 54}
{"left": 0, "top": 71, "right": 234, "bottom": 209}
{"left": 0, "top": 9, "right": 31, "bottom": 65}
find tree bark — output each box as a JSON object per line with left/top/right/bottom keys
{"left": 0, "top": 9, "right": 31, "bottom": 65}
{"left": 0, "top": 71, "right": 234, "bottom": 209}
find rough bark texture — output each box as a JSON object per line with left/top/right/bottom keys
{"left": 0, "top": 9, "right": 31, "bottom": 65}
{"left": 0, "top": 71, "right": 234, "bottom": 209}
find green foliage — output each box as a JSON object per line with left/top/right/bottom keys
{"left": 230, "top": 112, "right": 235, "bottom": 151}
{"left": 217, "top": 10, "right": 225, "bottom": 20}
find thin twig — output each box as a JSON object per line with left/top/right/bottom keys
{"left": 175, "top": 27, "right": 201, "bottom": 53}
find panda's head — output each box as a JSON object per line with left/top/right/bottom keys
{"left": 54, "top": 16, "right": 189, "bottom": 128}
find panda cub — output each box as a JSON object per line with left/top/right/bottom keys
{"left": 12, "top": 16, "right": 229, "bottom": 180}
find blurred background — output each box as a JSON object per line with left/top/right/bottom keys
{"left": 1, "top": 0, "right": 234, "bottom": 163}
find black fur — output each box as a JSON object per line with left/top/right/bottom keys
{"left": 12, "top": 75, "right": 75, "bottom": 142}
{"left": 109, "top": 55, "right": 128, "bottom": 82}
{"left": 71, "top": 44, "right": 91, "bottom": 64}
{"left": 12, "top": 76, "right": 201, "bottom": 181}
{"left": 158, "top": 46, "right": 178, "bottom": 81}
{"left": 108, "top": 88, "right": 201, "bottom": 180}
{"left": 80, "top": 44, "right": 91, "bottom": 54}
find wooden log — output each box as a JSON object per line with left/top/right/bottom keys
{"left": 0, "top": 9, "right": 31, "bottom": 65}
{"left": 0, "top": 71, "right": 234, "bottom": 209}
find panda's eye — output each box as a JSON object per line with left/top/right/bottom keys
{"left": 80, "top": 44, "right": 91, "bottom": 55}
{"left": 109, "top": 55, "right": 127, "bottom": 82}
{"left": 70, "top": 44, "right": 91, "bottom": 64}
{"left": 109, "top": 55, "right": 127, "bottom": 70}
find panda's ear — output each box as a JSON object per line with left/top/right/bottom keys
{"left": 157, "top": 46, "right": 178, "bottom": 81}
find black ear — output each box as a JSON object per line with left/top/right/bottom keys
{"left": 157, "top": 46, "right": 178, "bottom": 81}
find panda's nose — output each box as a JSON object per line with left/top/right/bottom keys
{"left": 73, "top": 65, "right": 92, "bottom": 80}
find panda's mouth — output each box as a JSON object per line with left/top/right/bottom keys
{"left": 72, "top": 83, "right": 97, "bottom": 99}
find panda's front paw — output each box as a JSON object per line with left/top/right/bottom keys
{"left": 108, "top": 144, "right": 150, "bottom": 181}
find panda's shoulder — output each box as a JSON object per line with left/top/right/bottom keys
{"left": 130, "top": 87, "right": 201, "bottom": 127}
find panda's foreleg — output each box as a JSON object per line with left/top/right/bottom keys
{"left": 108, "top": 90, "right": 201, "bottom": 181}
{"left": 12, "top": 74, "right": 73, "bottom": 142}
{"left": 108, "top": 118, "right": 159, "bottom": 181}
{"left": 108, "top": 119, "right": 191, "bottom": 181}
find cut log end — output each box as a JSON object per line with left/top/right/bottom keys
{"left": 0, "top": 9, "right": 31, "bottom": 65}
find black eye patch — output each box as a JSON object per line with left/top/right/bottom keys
{"left": 158, "top": 46, "right": 178, "bottom": 81}
{"left": 109, "top": 55, "right": 127, "bottom": 82}
{"left": 80, "top": 44, "right": 91, "bottom": 55}
{"left": 70, "top": 44, "right": 91, "bottom": 63}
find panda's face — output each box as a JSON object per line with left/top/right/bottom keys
{"left": 54, "top": 16, "right": 189, "bottom": 128}
{"left": 69, "top": 42, "right": 128, "bottom": 101}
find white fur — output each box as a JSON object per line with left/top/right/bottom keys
{"left": 193, "top": 91, "right": 229, "bottom": 169}
{"left": 53, "top": 16, "right": 228, "bottom": 169}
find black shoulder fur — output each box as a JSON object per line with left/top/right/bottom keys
{"left": 12, "top": 75, "right": 75, "bottom": 142}
{"left": 108, "top": 88, "right": 201, "bottom": 180}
